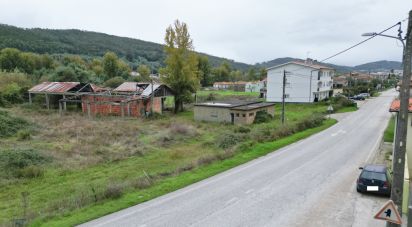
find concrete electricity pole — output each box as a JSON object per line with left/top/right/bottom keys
{"left": 388, "top": 10, "right": 412, "bottom": 227}
{"left": 281, "top": 70, "right": 287, "bottom": 124}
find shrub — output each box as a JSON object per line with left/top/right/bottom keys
{"left": 216, "top": 133, "right": 243, "bottom": 149}
{"left": 206, "top": 93, "right": 216, "bottom": 101}
{"left": 17, "top": 165, "right": 44, "bottom": 178}
{"left": 253, "top": 110, "right": 273, "bottom": 124}
{"left": 197, "top": 155, "right": 217, "bottom": 166}
{"left": 0, "top": 149, "right": 50, "bottom": 169}
{"left": 169, "top": 123, "right": 197, "bottom": 136}
{"left": 16, "top": 129, "right": 31, "bottom": 141}
{"left": 104, "top": 183, "right": 124, "bottom": 199}
{"left": 0, "top": 110, "right": 30, "bottom": 137}
{"left": 234, "top": 126, "right": 251, "bottom": 133}
{"left": 295, "top": 114, "right": 324, "bottom": 131}
{"left": 133, "top": 177, "right": 152, "bottom": 189}
{"left": 104, "top": 76, "right": 125, "bottom": 88}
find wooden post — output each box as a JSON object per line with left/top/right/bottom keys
{"left": 87, "top": 101, "right": 91, "bottom": 119}
{"left": 127, "top": 103, "right": 131, "bottom": 117}
{"left": 59, "top": 101, "right": 62, "bottom": 116}
{"left": 45, "top": 94, "right": 50, "bottom": 110}
{"left": 63, "top": 94, "right": 67, "bottom": 110}
{"left": 28, "top": 93, "right": 32, "bottom": 105}
{"left": 121, "top": 103, "right": 125, "bottom": 118}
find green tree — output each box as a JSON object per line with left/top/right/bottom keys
{"left": 137, "top": 64, "right": 151, "bottom": 82}
{"left": 102, "top": 52, "right": 119, "bottom": 79}
{"left": 197, "top": 55, "right": 211, "bottom": 87}
{"left": 259, "top": 68, "right": 267, "bottom": 80}
{"left": 212, "top": 61, "right": 231, "bottom": 82}
{"left": 0, "top": 48, "right": 22, "bottom": 71}
{"left": 104, "top": 76, "right": 125, "bottom": 88}
{"left": 161, "top": 20, "right": 199, "bottom": 113}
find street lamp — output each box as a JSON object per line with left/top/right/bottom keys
{"left": 363, "top": 18, "right": 412, "bottom": 227}
{"left": 362, "top": 23, "right": 405, "bottom": 47}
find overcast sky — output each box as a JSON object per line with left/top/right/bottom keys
{"left": 0, "top": 0, "right": 411, "bottom": 66}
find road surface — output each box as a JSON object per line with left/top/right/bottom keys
{"left": 80, "top": 90, "right": 397, "bottom": 227}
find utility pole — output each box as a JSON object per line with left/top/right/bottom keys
{"left": 281, "top": 70, "right": 287, "bottom": 124}
{"left": 389, "top": 10, "right": 412, "bottom": 227}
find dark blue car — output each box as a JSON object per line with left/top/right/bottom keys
{"left": 356, "top": 164, "right": 391, "bottom": 196}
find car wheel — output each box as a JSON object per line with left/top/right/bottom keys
{"left": 356, "top": 186, "right": 361, "bottom": 193}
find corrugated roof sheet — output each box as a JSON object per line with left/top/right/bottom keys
{"left": 29, "top": 82, "right": 80, "bottom": 93}
{"left": 141, "top": 84, "right": 161, "bottom": 97}
{"left": 389, "top": 99, "right": 412, "bottom": 112}
{"left": 113, "top": 82, "right": 149, "bottom": 92}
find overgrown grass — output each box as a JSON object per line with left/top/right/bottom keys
{"left": 0, "top": 103, "right": 334, "bottom": 226}
{"left": 384, "top": 115, "right": 395, "bottom": 143}
{"left": 34, "top": 119, "right": 337, "bottom": 227}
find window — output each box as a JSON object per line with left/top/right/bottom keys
{"left": 242, "top": 114, "right": 246, "bottom": 117}
{"left": 249, "top": 112, "right": 254, "bottom": 116}
{"left": 236, "top": 113, "right": 239, "bottom": 117}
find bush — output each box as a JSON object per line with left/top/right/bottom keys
{"left": 17, "top": 165, "right": 44, "bottom": 178}
{"left": 254, "top": 111, "right": 273, "bottom": 124}
{"left": 0, "top": 110, "right": 30, "bottom": 137}
{"left": 16, "top": 129, "right": 31, "bottom": 141}
{"left": 234, "top": 126, "right": 251, "bottom": 133}
{"left": 104, "top": 76, "right": 125, "bottom": 88}
{"left": 169, "top": 123, "right": 197, "bottom": 136}
{"left": 104, "top": 183, "right": 124, "bottom": 199}
{"left": 216, "top": 133, "right": 243, "bottom": 149}
{"left": 0, "top": 149, "right": 50, "bottom": 169}
{"left": 295, "top": 114, "right": 325, "bottom": 132}
{"left": 133, "top": 177, "right": 152, "bottom": 189}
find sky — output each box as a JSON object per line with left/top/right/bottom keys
{"left": 0, "top": 0, "right": 411, "bottom": 66}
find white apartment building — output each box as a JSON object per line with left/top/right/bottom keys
{"left": 266, "top": 61, "right": 334, "bottom": 103}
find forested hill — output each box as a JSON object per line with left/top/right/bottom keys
{"left": 0, "top": 24, "right": 251, "bottom": 71}
{"left": 257, "top": 58, "right": 402, "bottom": 73}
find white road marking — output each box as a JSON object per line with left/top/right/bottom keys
{"left": 225, "top": 197, "right": 239, "bottom": 205}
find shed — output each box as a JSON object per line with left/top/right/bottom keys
{"left": 81, "top": 82, "right": 174, "bottom": 118}
{"left": 194, "top": 101, "right": 275, "bottom": 124}
{"left": 28, "top": 82, "right": 103, "bottom": 109}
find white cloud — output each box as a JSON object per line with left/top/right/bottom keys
{"left": 0, "top": 0, "right": 411, "bottom": 66}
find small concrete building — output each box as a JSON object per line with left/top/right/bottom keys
{"left": 194, "top": 101, "right": 275, "bottom": 124}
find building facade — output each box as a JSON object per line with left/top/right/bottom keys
{"left": 194, "top": 101, "right": 275, "bottom": 125}
{"left": 266, "top": 61, "right": 334, "bottom": 103}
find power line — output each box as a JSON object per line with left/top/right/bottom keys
{"left": 320, "top": 22, "right": 402, "bottom": 62}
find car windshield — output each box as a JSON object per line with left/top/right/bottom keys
{"left": 360, "top": 170, "right": 386, "bottom": 181}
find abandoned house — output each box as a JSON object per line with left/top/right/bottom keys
{"left": 194, "top": 101, "right": 275, "bottom": 124}
{"left": 28, "top": 82, "right": 105, "bottom": 110}
{"left": 80, "top": 82, "right": 174, "bottom": 117}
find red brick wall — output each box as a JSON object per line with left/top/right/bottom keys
{"left": 81, "top": 95, "right": 162, "bottom": 117}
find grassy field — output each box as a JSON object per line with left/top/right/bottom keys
{"left": 0, "top": 101, "right": 335, "bottom": 226}
{"left": 384, "top": 115, "right": 395, "bottom": 143}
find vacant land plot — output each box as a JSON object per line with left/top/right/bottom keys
{"left": 0, "top": 102, "right": 335, "bottom": 226}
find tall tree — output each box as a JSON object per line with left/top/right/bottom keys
{"left": 161, "top": 20, "right": 199, "bottom": 113}
{"left": 102, "top": 52, "right": 119, "bottom": 79}
{"left": 197, "top": 55, "right": 211, "bottom": 87}
{"left": 0, "top": 48, "right": 22, "bottom": 72}
{"left": 137, "top": 64, "right": 151, "bottom": 82}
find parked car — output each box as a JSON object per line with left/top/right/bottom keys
{"left": 349, "top": 95, "right": 365, "bottom": 101}
{"left": 358, "top": 93, "right": 370, "bottom": 98}
{"left": 356, "top": 164, "right": 391, "bottom": 196}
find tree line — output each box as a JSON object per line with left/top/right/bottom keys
{"left": 0, "top": 21, "right": 267, "bottom": 112}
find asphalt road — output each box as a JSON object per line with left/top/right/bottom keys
{"left": 80, "top": 90, "right": 397, "bottom": 227}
